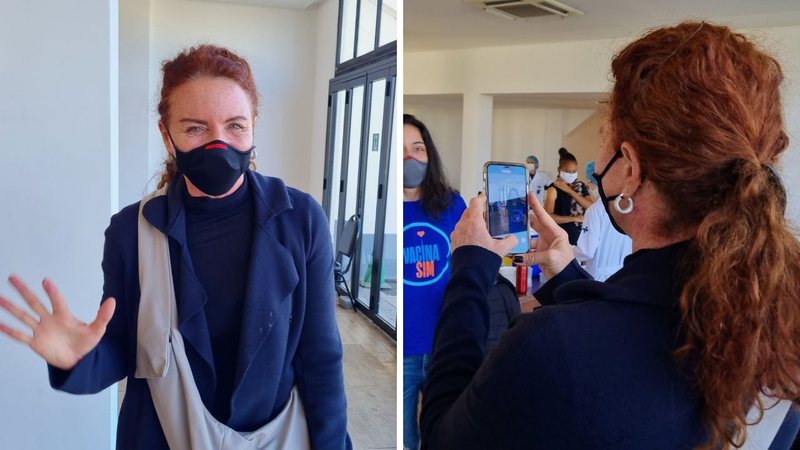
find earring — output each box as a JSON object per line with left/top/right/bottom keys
{"left": 250, "top": 149, "right": 258, "bottom": 161}
{"left": 614, "top": 193, "right": 634, "bottom": 214}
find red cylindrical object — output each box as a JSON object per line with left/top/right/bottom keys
{"left": 515, "top": 265, "right": 528, "bottom": 295}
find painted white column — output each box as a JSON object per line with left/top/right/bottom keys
{"left": 120, "top": 0, "right": 153, "bottom": 207}
{"left": 460, "top": 93, "right": 494, "bottom": 196}
{"left": 0, "top": 0, "right": 118, "bottom": 448}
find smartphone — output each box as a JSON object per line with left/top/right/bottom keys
{"left": 483, "top": 161, "right": 530, "bottom": 255}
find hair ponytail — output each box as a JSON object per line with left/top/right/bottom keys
{"left": 675, "top": 162, "right": 800, "bottom": 448}
{"left": 557, "top": 147, "right": 576, "bottom": 169}
{"left": 610, "top": 22, "right": 800, "bottom": 449}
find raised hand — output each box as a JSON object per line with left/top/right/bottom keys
{"left": 451, "top": 193, "right": 518, "bottom": 258}
{"left": 553, "top": 179, "right": 572, "bottom": 193}
{"left": 513, "top": 192, "right": 574, "bottom": 279}
{"left": 0, "top": 275, "right": 115, "bottom": 370}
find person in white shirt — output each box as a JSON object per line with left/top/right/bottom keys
{"left": 573, "top": 198, "right": 633, "bottom": 281}
{"left": 526, "top": 155, "right": 553, "bottom": 205}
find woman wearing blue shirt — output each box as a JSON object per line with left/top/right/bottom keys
{"left": 403, "top": 114, "right": 466, "bottom": 450}
{"left": 0, "top": 45, "right": 350, "bottom": 450}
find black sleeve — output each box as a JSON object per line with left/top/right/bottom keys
{"left": 533, "top": 259, "right": 592, "bottom": 306}
{"left": 420, "top": 245, "right": 499, "bottom": 449}
{"left": 47, "top": 210, "right": 131, "bottom": 393}
{"left": 420, "top": 246, "right": 578, "bottom": 449}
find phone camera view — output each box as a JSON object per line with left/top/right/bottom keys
{"left": 487, "top": 164, "right": 529, "bottom": 254}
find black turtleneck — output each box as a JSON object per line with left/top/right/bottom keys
{"left": 184, "top": 176, "right": 253, "bottom": 424}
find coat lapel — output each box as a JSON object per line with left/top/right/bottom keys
{"left": 143, "top": 172, "right": 299, "bottom": 400}
{"left": 231, "top": 171, "right": 299, "bottom": 395}
{"left": 142, "top": 178, "right": 217, "bottom": 386}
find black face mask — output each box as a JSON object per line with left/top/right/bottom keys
{"left": 592, "top": 150, "right": 627, "bottom": 236}
{"left": 170, "top": 134, "right": 254, "bottom": 196}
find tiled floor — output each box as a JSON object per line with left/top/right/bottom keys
{"left": 337, "top": 305, "right": 397, "bottom": 449}
{"left": 117, "top": 305, "right": 398, "bottom": 449}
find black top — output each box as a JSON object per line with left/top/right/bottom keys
{"left": 552, "top": 181, "right": 588, "bottom": 245}
{"left": 185, "top": 176, "right": 254, "bottom": 424}
{"left": 420, "top": 243, "right": 800, "bottom": 449}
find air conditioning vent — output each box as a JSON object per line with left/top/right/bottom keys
{"left": 465, "top": 0, "right": 584, "bottom": 19}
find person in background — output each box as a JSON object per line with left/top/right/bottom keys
{"left": 573, "top": 195, "right": 632, "bottom": 281}
{"left": 525, "top": 155, "right": 553, "bottom": 205}
{"left": 573, "top": 154, "right": 632, "bottom": 281}
{"left": 544, "top": 147, "right": 593, "bottom": 245}
{"left": 403, "top": 114, "right": 466, "bottom": 450}
{"left": 420, "top": 22, "right": 800, "bottom": 450}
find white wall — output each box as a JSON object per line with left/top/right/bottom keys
{"left": 492, "top": 107, "right": 594, "bottom": 179}
{"left": 120, "top": 0, "right": 152, "bottom": 208}
{"left": 406, "top": 25, "right": 800, "bottom": 225}
{"left": 0, "top": 0, "right": 118, "bottom": 449}
{"left": 147, "top": 0, "right": 319, "bottom": 195}
{"left": 404, "top": 98, "right": 464, "bottom": 191}
{"left": 562, "top": 108, "right": 607, "bottom": 178}
{"left": 309, "top": 0, "right": 339, "bottom": 201}
{"left": 403, "top": 98, "right": 598, "bottom": 193}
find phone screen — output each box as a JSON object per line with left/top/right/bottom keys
{"left": 485, "top": 163, "right": 529, "bottom": 254}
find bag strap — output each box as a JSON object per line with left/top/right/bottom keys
{"left": 134, "top": 187, "right": 175, "bottom": 379}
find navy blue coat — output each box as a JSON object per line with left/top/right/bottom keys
{"left": 48, "top": 171, "right": 352, "bottom": 450}
{"left": 421, "top": 243, "right": 800, "bottom": 449}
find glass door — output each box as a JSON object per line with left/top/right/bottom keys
{"left": 323, "top": 69, "right": 397, "bottom": 337}
{"left": 356, "top": 74, "right": 396, "bottom": 329}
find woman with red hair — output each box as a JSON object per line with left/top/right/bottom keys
{"left": 0, "top": 45, "right": 351, "bottom": 450}
{"left": 420, "top": 22, "right": 800, "bottom": 450}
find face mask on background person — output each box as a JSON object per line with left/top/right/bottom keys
{"left": 527, "top": 163, "right": 537, "bottom": 175}
{"left": 404, "top": 158, "right": 428, "bottom": 189}
{"left": 171, "top": 135, "right": 254, "bottom": 196}
{"left": 559, "top": 171, "right": 578, "bottom": 184}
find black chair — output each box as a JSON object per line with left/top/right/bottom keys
{"left": 334, "top": 214, "right": 360, "bottom": 310}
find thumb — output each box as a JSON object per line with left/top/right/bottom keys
{"left": 89, "top": 297, "right": 116, "bottom": 336}
{"left": 496, "top": 234, "right": 518, "bottom": 257}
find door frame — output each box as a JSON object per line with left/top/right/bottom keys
{"left": 322, "top": 45, "right": 397, "bottom": 338}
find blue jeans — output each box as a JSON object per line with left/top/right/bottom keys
{"left": 403, "top": 354, "right": 431, "bottom": 450}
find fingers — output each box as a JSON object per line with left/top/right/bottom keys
{"left": 496, "top": 234, "right": 518, "bottom": 256}
{"left": 0, "top": 294, "right": 38, "bottom": 329}
{"left": 88, "top": 298, "right": 116, "bottom": 337}
{"left": 8, "top": 275, "right": 48, "bottom": 318}
{"left": 467, "top": 193, "right": 487, "bottom": 220}
{"left": 42, "top": 278, "right": 68, "bottom": 317}
{"left": 0, "top": 322, "right": 32, "bottom": 345}
{"left": 528, "top": 193, "right": 564, "bottom": 240}
{"left": 514, "top": 251, "right": 537, "bottom": 267}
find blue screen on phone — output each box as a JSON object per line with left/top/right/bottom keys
{"left": 486, "top": 164, "right": 529, "bottom": 254}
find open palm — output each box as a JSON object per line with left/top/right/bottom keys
{"left": 0, "top": 275, "right": 115, "bottom": 370}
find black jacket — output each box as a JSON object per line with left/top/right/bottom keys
{"left": 421, "top": 242, "right": 799, "bottom": 449}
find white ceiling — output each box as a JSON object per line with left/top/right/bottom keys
{"left": 405, "top": 0, "right": 800, "bottom": 51}
{"left": 177, "top": 0, "right": 322, "bottom": 10}
{"left": 405, "top": 92, "right": 608, "bottom": 109}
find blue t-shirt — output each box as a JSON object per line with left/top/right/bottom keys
{"left": 403, "top": 192, "right": 467, "bottom": 356}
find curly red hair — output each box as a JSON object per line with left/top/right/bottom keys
{"left": 610, "top": 22, "right": 800, "bottom": 449}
